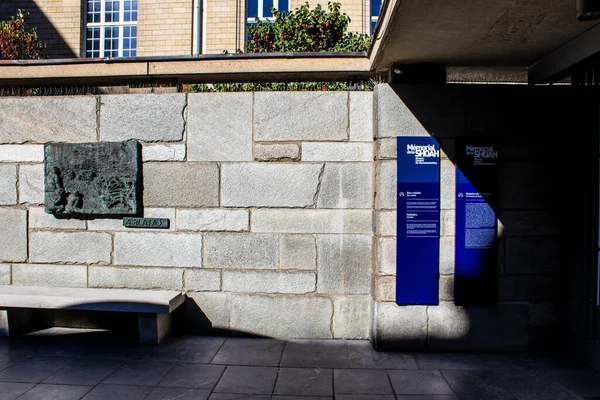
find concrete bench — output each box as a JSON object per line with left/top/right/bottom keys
{"left": 0, "top": 285, "right": 185, "bottom": 344}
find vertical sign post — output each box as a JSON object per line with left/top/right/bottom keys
{"left": 455, "top": 140, "right": 498, "bottom": 306}
{"left": 396, "top": 137, "right": 440, "bottom": 305}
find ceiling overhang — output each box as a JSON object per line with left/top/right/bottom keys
{"left": 369, "top": 0, "right": 600, "bottom": 83}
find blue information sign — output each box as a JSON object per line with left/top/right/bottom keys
{"left": 455, "top": 140, "right": 498, "bottom": 306}
{"left": 396, "top": 137, "right": 440, "bottom": 305}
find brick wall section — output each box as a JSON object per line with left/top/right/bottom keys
{"left": 289, "top": 0, "right": 370, "bottom": 34}
{"left": 0, "top": 0, "right": 82, "bottom": 58}
{"left": 137, "top": 0, "right": 193, "bottom": 56}
{"left": 204, "top": 0, "right": 245, "bottom": 54}
{"left": 0, "top": 0, "right": 369, "bottom": 57}
{"left": 337, "top": 0, "right": 370, "bottom": 34}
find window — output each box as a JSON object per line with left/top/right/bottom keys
{"left": 371, "top": 0, "right": 381, "bottom": 35}
{"left": 247, "top": 0, "right": 289, "bottom": 32}
{"left": 86, "top": 0, "right": 138, "bottom": 58}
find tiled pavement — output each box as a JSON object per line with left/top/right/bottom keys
{"left": 0, "top": 329, "right": 599, "bottom": 400}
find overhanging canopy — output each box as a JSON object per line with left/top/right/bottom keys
{"left": 369, "top": 0, "right": 600, "bottom": 83}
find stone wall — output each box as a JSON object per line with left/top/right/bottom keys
{"left": 0, "top": 91, "right": 374, "bottom": 340}
{"left": 372, "top": 84, "right": 580, "bottom": 351}
{"left": 0, "top": 85, "right": 575, "bottom": 349}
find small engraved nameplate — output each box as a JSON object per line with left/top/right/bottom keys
{"left": 123, "top": 217, "right": 169, "bottom": 229}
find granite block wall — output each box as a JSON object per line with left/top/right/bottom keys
{"left": 0, "top": 91, "right": 374, "bottom": 340}
{"left": 0, "top": 85, "right": 571, "bottom": 349}
{"left": 372, "top": 84, "right": 576, "bottom": 351}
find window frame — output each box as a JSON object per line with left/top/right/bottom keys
{"left": 85, "top": 0, "right": 138, "bottom": 58}
{"left": 246, "top": 0, "right": 289, "bottom": 25}
{"left": 371, "top": 0, "right": 381, "bottom": 35}
{"left": 246, "top": 0, "right": 290, "bottom": 45}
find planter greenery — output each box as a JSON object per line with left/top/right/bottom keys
{"left": 192, "top": 2, "right": 373, "bottom": 92}
{"left": 246, "top": 1, "right": 370, "bottom": 53}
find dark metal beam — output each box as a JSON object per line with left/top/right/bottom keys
{"left": 528, "top": 23, "right": 600, "bottom": 84}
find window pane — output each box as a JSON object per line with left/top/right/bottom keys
{"left": 86, "top": 27, "right": 100, "bottom": 58}
{"left": 123, "top": 39, "right": 131, "bottom": 54}
{"left": 104, "top": 26, "right": 119, "bottom": 57}
{"left": 105, "top": 0, "right": 120, "bottom": 22}
{"left": 86, "top": 0, "right": 136, "bottom": 58}
{"left": 371, "top": 0, "right": 382, "bottom": 16}
{"left": 124, "top": 0, "right": 134, "bottom": 21}
{"left": 371, "top": 20, "right": 377, "bottom": 34}
{"left": 87, "top": 0, "right": 101, "bottom": 23}
{"left": 278, "top": 0, "right": 289, "bottom": 12}
{"left": 88, "top": 11, "right": 101, "bottom": 23}
{"left": 247, "top": 0, "right": 258, "bottom": 19}
{"left": 263, "top": 0, "right": 273, "bottom": 17}
{"left": 122, "top": 24, "right": 137, "bottom": 57}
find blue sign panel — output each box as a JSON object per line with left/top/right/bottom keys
{"left": 396, "top": 137, "right": 440, "bottom": 305}
{"left": 455, "top": 140, "right": 498, "bottom": 306}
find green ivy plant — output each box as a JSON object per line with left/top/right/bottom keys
{"left": 0, "top": 9, "right": 46, "bottom": 60}
{"left": 192, "top": 2, "right": 373, "bottom": 92}
{"left": 246, "top": 2, "right": 370, "bottom": 53}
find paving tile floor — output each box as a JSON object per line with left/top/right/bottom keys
{"left": 0, "top": 328, "right": 599, "bottom": 400}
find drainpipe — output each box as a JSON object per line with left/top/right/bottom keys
{"left": 193, "top": 0, "right": 202, "bottom": 54}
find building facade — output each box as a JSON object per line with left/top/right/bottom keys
{"left": 0, "top": 0, "right": 379, "bottom": 58}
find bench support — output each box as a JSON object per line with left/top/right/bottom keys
{"left": 0, "top": 309, "right": 51, "bottom": 337}
{"left": 1, "top": 309, "right": 172, "bottom": 344}
{"left": 0, "top": 286, "right": 184, "bottom": 344}
{"left": 138, "top": 312, "right": 171, "bottom": 344}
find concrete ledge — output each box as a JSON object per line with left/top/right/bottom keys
{"left": 0, "top": 54, "right": 372, "bottom": 87}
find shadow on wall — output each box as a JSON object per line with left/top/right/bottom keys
{"left": 171, "top": 298, "right": 267, "bottom": 339}
{"left": 386, "top": 83, "right": 598, "bottom": 354}
{"left": 0, "top": 1, "right": 77, "bottom": 59}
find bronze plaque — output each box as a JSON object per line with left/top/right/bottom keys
{"left": 44, "top": 140, "right": 141, "bottom": 216}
